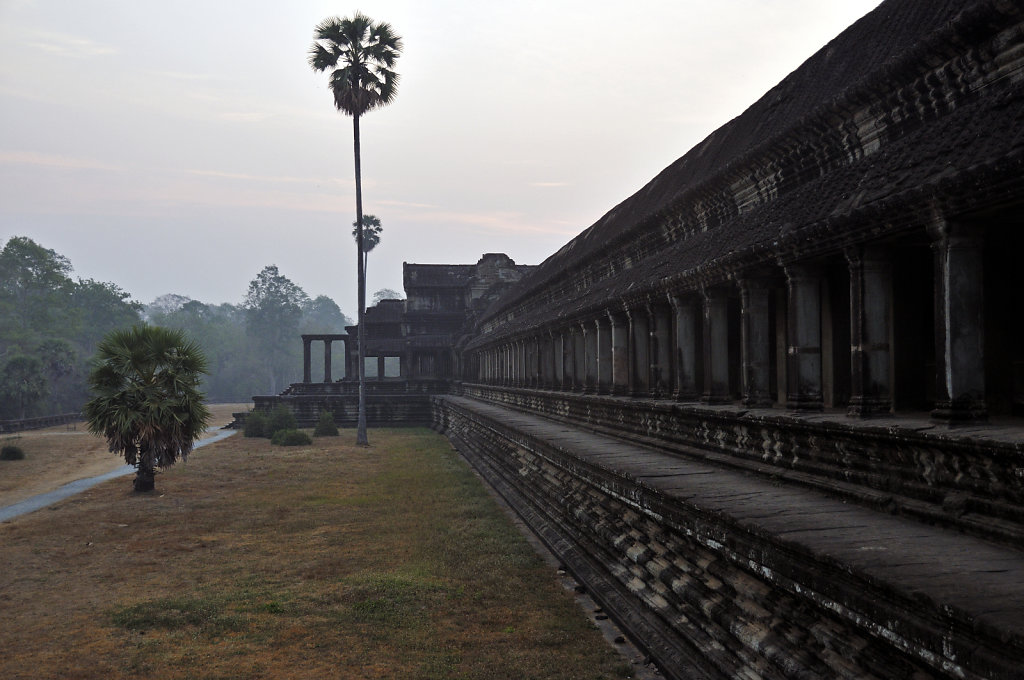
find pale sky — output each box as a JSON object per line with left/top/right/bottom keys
{"left": 0, "top": 0, "right": 884, "bottom": 317}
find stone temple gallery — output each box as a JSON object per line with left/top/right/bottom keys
{"left": 246, "top": 2, "right": 1024, "bottom": 678}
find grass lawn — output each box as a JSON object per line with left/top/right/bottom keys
{"left": 0, "top": 427, "right": 634, "bottom": 679}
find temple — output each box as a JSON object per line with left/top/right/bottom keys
{"left": 249, "top": 1, "right": 1024, "bottom": 677}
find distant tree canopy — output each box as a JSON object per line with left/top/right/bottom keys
{"left": 0, "top": 237, "right": 354, "bottom": 417}
{"left": 244, "top": 265, "right": 309, "bottom": 395}
{"left": 0, "top": 236, "right": 143, "bottom": 419}
{"left": 372, "top": 288, "right": 403, "bottom": 304}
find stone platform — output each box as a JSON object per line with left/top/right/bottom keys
{"left": 433, "top": 394, "right": 1024, "bottom": 679}
{"left": 233, "top": 380, "right": 448, "bottom": 428}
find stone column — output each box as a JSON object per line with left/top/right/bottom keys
{"left": 669, "top": 294, "right": 700, "bottom": 400}
{"left": 582, "top": 321, "right": 597, "bottom": 392}
{"left": 609, "top": 311, "right": 630, "bottom": 395}
{"left": 650, "top": 303, "right": 672, "bottom": 397}
{"left": 561, "top": 329, "right": 573, "bottom": 390}
{"left": 521, "top": 339, "right": 529, "bottom": 386}
{"left": 702, "top": 287, "right": 732, "bottom": 403}
{"left": 505, "top": 343, "right": 513, "bottom": 385}
{"left": 541, "top": 331, "right": 552, "bottom": 389}
{"left": 513, "top": 340, "right": 521, "bottom": 387}
{"left": 348, "top": 337, "right": 358, "bottom": 383}
{"left": 527, "top": 337, "right": 536, "bottom": 388}
{"left": 324, "top": 339, "right": 333, "bottom": 383}
{"left": 535, "top": 336, "right": 544, "bottom": 387}
{"left": 784, "top": 263, "right": 824, "bottom": 410}
{"left": 738, "top": 277, "right": 774, "bottom": 407}
{"left": 628, "top": 305, "right": 650, "bottom": 396}
{"left": 573, "top": 325, "right": 586, "bottom": 392}
{"left": 847, "top": 247, "right": 893, "bottom": 416}
{"left": 930, "top": 220, "right": 987, "bottom": 421}
{"left": 303, "top": 337, "right": 312, "bottom": 383}
{"left": 596, "top": 317, "right": 612, "bottom": 394}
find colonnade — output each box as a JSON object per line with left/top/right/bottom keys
{"left": 301, "top": 334, "right": 353, "bottom": 383}
{"left": 474, "top": 220, "right": 996, "bottom": 422}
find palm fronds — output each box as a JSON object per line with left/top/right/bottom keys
{"left": 84, "top": 325, "right": 211, "bottom": 486}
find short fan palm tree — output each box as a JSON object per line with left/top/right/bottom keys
{"left": 84, "top": 325, "right": 211, "bottom": 492}
{"left": 309, "top": 12, "right": 402, "bottom": 446}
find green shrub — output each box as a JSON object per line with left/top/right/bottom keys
{"left": 0, "top": 445, "right": 25, "bottom": 460}
{"left": 271, "top": 429, "right": 312, "bottom": 446}
{"left": 313, "top": 410, "right": 339, "bottom": 437}
{"left": 267, "top": 405, "right": 297, "bottom": 437}
{"left": 244, "top": 411, "right": 267, "bottom": 438}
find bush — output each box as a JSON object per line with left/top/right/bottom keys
{"left": 313, "top": 410, "right": 339, "bottom": 437}
{"left": 1, "top": 445, "right": 25, "bottom": 460}
{"left": 267, "top": 405, "right": 297, "bottom": 436}
{"left": 244, "top": 411, "right": 267, "bottom": 438}
{"left": 271, "top": 429, "right": 312, "bottom": 446}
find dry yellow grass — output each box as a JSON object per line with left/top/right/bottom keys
{"left": 0, "top": 427, "right": 634, "bottom": 680}
{"left": 0, "top": 403, "right": 249, "bottom": 507}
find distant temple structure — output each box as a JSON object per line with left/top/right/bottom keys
{"left": 252, "top": 1, "right": 1024, "bottom": 677}
{"left": 256, "top": 253, "right": 533, "bottom": 422}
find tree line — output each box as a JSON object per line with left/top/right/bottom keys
{"left": 0, "top": 236, "right": 354, "bottom": 419}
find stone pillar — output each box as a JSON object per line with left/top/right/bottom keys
{"left": 650, "top": 303, "right": 672, "bottom": 397}
{"left": 512, "top": 340, "right": 521, "bottom": 387}
{"left": 527, "top": 337, "right": 536, "bottom": 388}
{"left": 738, "top": 277, "right": 774, "bottom": 407}
{"left": 520, "top": 339, "right": 529, "bottom": 386}
{"left": 541, "top": 331, "right": 552, "bottom": 389}
{"left": 507, "top": 342, "right": 516, "bottom": 385}
{"left": 931, "top": 220, "right": 987, "bottom": 421}
{"left": 303, "top": 337, "right": 312, "bottom": 383}
{"left": 628, "top": 305, "right": 650, "bottom": 396}
{"left": 582, "top": 321, "right": 597, "bottom": 392}
{"left": 344, "top": 337, "right": 356, "bottom": 383}
{"left": 847, "top": 247, "right": 893, "bottom": 416}
{"left": 784, "top": 263, "right": 824, "bottom": 411}
{"left": 597, "top": 317, "right": 612, "bottom": 394}
{"left": 561, "top": 329, "right": 573, "bottom": 390}
{"left": 702, "top": 287, "right": 732, "bottom": 403}
{"left": 537, "top": 335, "right": 545, "bottom": 388}
{"left": 324, "top": 339, "right": 333, "bottom": 383}
{"left": 609, "top": 311, "right": 630, "bottom": 395}
{"left": 570, "top": 325, "right": 583, "bottom": 391}
{"left": 669, "top": 294, "right": 700, "bottom": 401}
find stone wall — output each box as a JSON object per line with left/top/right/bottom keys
{"left": 434, "top": 394, "right": 1024, "bottom": 679}
{"left": 457, "top": 383, "right": 1024, "bottom": 548}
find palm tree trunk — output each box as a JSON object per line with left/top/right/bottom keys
{"left": 353, "top": 112, "right": 369, "bottom": 445}
{"left": 134, "top": 446, "right": 155, "bottom": 492}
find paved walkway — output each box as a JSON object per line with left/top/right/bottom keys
{"left": 445, "top": 396, "right": 1024, "bottom": 643}
{"left": 0, "top": 428, "right": 236, "bottom": 522}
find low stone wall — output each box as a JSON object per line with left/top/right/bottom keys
{"left": 0, "top": 413, "right": 81, "bottom": 434}
{"left": 433, "top": 394, "right": 1024, "bottom": 679}
{"left": 458, "top": 383, "right": 1024, "bottom": 548}
{"left": 248, "top": 394, "right": 432, "bottom": 428}
{"left": 235, "top": 379, "right": 448, "bottom": 428}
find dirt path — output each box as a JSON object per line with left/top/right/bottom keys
{"left": 0, "top": 403, "right": 248, "bottom": 509}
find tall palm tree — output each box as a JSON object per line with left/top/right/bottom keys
{"left": 84, "top": 325, "right": 211, "bottom": 492}
{"left": 352, "top": 213, "right": 382, "bottom": 285}
{"left": 309, "top": 13, "right": 402, "bottom": 446}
